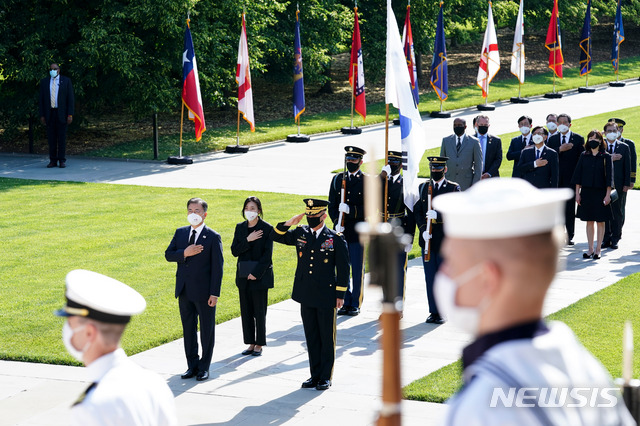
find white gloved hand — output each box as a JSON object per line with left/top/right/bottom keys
{"left": 422, "top": 231, "right": 432, "bottom": 241}
{"left": 404, "top": 244, "right": 413, "bottom": 253}
{"left": 339, "top": 203, "right": 350, "bottom": 214}
{"left": 335, "top": 224, "right": 345, "bottom": 233}
{"left": 382, "top": 164, "right": 392, "bottom": 175}
{"left": 426, "top": 210, "right": 437, "bottom": 220}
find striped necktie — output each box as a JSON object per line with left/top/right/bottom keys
{"left": 50, "top": 78, "right": 58, "bottom": 108}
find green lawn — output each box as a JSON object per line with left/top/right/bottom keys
{"left": 85, "top": 56, "right": 640, "bottom": 160}
{"left": 403, "top": 273, "right": 640, "bottom": 403}
{"left": 0, "top": 178, "right": 315, "bottom": 365}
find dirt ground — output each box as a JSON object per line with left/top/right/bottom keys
{"left": 3, "top": 23, "right": 638, "bottom": 155}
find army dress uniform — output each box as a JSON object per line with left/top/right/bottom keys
{"left": 271, "top": 199, "right": 350, "bottom": 388}
{"left": 414, "top": 157, "right": 461, "bottom": 322}
{"left": 380, "top": 151, "right": 416, "bottom": 300}
{"left": 329, "top": 146, "right": 366, "bottom": 315}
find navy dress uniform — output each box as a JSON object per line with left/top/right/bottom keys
{"left": 271, "top": 199, "right": 350, "bottom": 391}
{"left": 55, "top": 270, "right": 177, "bottom": 426}
{"left": 413, "top": 157, "right": 461, "bottom": 324}
{"left": 380, "top": 151, "right": 416, "bottom": 300}
{"left": 329, "top": 146, "right": 366, "bottom": 316}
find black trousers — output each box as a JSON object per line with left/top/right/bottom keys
{"left": 605, "top": 192, "right": 626, "bottom": 244}
{"left": 179, "top": 294, "right": 216, "bottom": 372}
{"left": 564, "top": 195, "right": 576, "bottom": 241}
{"left": 238, "top": 286, "right": 268, "bottom": 346}
{"left": 300, "top": 304, "right": 336, "bottom": 382}
{"left": 47, "top": 109, "right": 67, "bottom": 163}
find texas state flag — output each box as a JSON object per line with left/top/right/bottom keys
{"left": 182, "top": 21, "right": 206, "bottom": 141}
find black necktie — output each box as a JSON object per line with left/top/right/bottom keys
{"left": 609, "top": 145, "right": 614, "bottom": 154}
{"left": 562, "top": 135, "right": 566, "bottom": 145}
{"left": 536, "top": 150, "right": 540, "bottom": 160}
{"left": 456, "top": 137, "right": 462, "bottom": 153}
{"left": 189, "top": 229, "right": 196, "bottom": 245}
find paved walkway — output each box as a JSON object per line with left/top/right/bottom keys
{"left": 2, "top": 80, "right": 640, "bottom": 426}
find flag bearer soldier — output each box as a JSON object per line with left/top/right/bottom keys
{"left": 414, "top": 157, "right": 460, "bottom": 324}
{"left": 271, "top": 198, "right": 350, "bottom": 391}
{"left": 380, "top": 151, "right": 416, "bottom": 301}
{"left": 329, "top": 146, "right": 366, "bottom": 316}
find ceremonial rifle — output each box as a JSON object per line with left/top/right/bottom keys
{"left": 337, "top": 157, "right": 347, "bottom": 232}
{"left": 423, "top": 182, "right": 433, "bottom": 262}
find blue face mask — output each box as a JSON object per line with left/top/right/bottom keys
{"left": 50, "top": 69, "right": 58, "bottom": 78}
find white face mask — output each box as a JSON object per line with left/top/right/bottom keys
{"left": 62, "top": 322, "right": 88, "bottom": 362}
{"left": 558, "top": 124, "right": 570, "bottom": 133}
{"left": 187, "top": 213, "right": 203, "bottom": 226}
{"left": 519, "top": 126, "right": 530, "bottom": 135}
{"left": 532, "top": 134, "right": 544, "bottom": 144}
{"left": 244, "top": 210, "right": 258, "bottom": 221}
{"left": 434, "top": 264, "right": 487, "bottom": 336}
{"left": 546, "top": 122, "right": 558, "bottom": 131}
{"left": 606, "top": 132, "right": 618, "bottom": 142}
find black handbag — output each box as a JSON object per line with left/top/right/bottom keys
{"left": 237, "top": 261, "right": 259, "bottom": 279}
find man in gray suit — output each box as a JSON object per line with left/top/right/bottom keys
{"left": 440, "top": 118, "right": 483, "bottom": 190}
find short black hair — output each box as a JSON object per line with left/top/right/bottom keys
{"left": 532, "top": 126, "right": 549, "bottom": 137}
{"left": 242, "top": 196, "right": 263, "bottom": 218}
{"left": 557, "top": 113, "right": 572, "bottom": 123}
{"left": 187, "top": 197, "right": 208, "bottom": 212}
{"left": 517, "top": 115, "right": 533, "bottom": 126}
{"left": 546, "top": 113, "right": 557, "bottom": 121}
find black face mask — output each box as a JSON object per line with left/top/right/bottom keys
{"left": 587, "top": 139, "right": 600, "bottom": 150}
{"left": 477, "top": 125, "right": 489, "bottom": 135}
{"left": 390, "top": 163, "right": 402, "bottom": 175}
{"left": 453, "top": 126, "right": 466, "bottom": 137}
{"left": 346, "top": 162, "right": 360, "bottom": 173}
{"left": 431, "top": 170, "right": 444, "bottom": 181}
{"left": 307, "top": 215, "right": 323, "bottom": 229}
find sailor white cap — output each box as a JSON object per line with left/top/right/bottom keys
{"left": 432, "top": 178, "right": 572, "bottom": 239}
{"left": 55, "top": 270, "right": 146, "bottom": 324}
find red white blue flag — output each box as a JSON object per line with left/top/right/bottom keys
{"left": 182, "top": 20, "right": 206, "bottom": 141}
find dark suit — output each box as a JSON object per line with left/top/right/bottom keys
{"left": 165, "top": 225, "right": 224, "bottom": 373}
{"left": 414, "top": 179, "right": 461, "bottom": 316}
{"left": 547, "top": 131, "right": 585, "bottom": 240}
{"left": 605, "top": 141, "right": 631, "bottom": 245}
{"left": 39, "top": 75, "right": 74, "bottom": 164}
{"left": 271, "top": 223, "right": 349, "bottom": 382}
{"left": 475, "top": 133, "right": 503, "bottom": 177}
{"left": 328, "top": 171, "right": 365, "bottom": 309}
{"left": 620, "top": 137, "right": 636, "bottom": 231}
{"left": 231, "top": 218, "right": 274, "bottom": 346}
{"left": 506, "top": 133, "right": 533, "bottom": 178}
{"left": 380, "top": 174, "right": 416, "bottom": 299}
{"left": 518, "top": 145, "right": 559, "bottom": 188}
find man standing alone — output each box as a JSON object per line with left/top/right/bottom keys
{"left": 165, "top": 198, "right": 224, "bottom": 381}
{"left": 39, "top": 63, "right": 74, "bottom": 168}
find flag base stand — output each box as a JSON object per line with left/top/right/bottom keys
{"left": 167, "top": 156, "right": 193, "bottom": 165}
{"left": 392, "top": 118, "right": 400, "bottom": 126}
{"left": 224, "top": 145, "right": 249, "bottom": 154}
{"left": 286, "top": 134, "right": 310, "bottom": 143}
{"left": 578, "top": 87, "right": 596, "bottom": 93}
{"left": 341, "top": 127, "right": 362, "bottom": 135}
{"left": 477, "top": 104, "right": 495, "bottom": 111}
{"left": 510, "top": 97, "right": 529, "bottom": 104}
{"left": 609, "top": 81, "right": 626, "bottom": 87}
{"left": 544, "top": 92, "right": 563, "bottom": 99}
{"left": 430, "top": 111, "right": 451, "bottom": 118}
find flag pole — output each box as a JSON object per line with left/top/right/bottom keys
{"left": 236, "top": 110, "right": 241, "bottom": 147}
{"left": 384, "top": 104, "right": 389, "bottom": 222}
{"left": 350, "top": 63, "right": 355, "bottom": 129}
{"left": 179, "top": 103, "right": 184, "bottom": 158}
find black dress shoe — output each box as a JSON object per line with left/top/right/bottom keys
{"left": 241, "top": 349, "right": 254, "bottom": 355}
{"left": 583, "top": 252, "right": 593, "bottom": 259}
{"left": 337, "top": 306, "right": 350, "bottom": 315}
{"left": 59, "top": 162, "right": 66, "bottom": 168}
{"left": 301, "top": 378, "right": 318, "bottom": 388}
{"left": 316, "top": 380, "right": 331, "bottom": 391}
{"left": 46, "top": 161, "right": 57, "bottom": 168}
{"left": 601, "top": 241, "right": 611, "bottom": 248}
{"left": 346, "top": 307, "right": 360, "bottom": 316}
{"left": 181, "top": 368, "right": 198, "bottom": 379}
{"left": 611, "top": 244, "right": 619, "bottom": 250}
{"left": 593, "top": 253, "right": 601, "bottom": 260}
{"left": 426, "top": 314, "right": 444, "bottom": 324}
{"left": 196, "top": 370, "right": 209, "bottom": 381}
{"left": 567, "top": 240, "right": 575, "bottom": 246}
{"left": 251, "top": 349, "right": 262, "bottom": 356}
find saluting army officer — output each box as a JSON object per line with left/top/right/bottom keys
{"left": 329, "top": 146, "right": 366, "bottom": 316}
{"left": 271, "top": 199, "right": 350, "bottom": 391}
{"left": 55, "top": 269, "right": 177, "bottom": 426}
{"left": 413, "top": 156, "right": 460, "bottom": 324}
{"left": 380, "top": 151, "right": 415, "bottom": 301}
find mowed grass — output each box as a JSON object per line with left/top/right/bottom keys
{"left": 0, "top": 178, "right": 316, "bottom": 365}
{"left": 403, "top": 273, "right": 640, "bottom": 403}
{"left": 85, "top": 56, "right": 640, "bottom": 160}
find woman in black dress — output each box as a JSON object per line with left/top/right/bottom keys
{"left": 571, "top": 130, "right": 613, "bottom": 260}
{"left": 231, "top": 196, "right": 274, "bottom": 356}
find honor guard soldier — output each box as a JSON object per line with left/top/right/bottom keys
{"left": 271, "top": 198, "right": 350, "bottom": 391}
{"left": 329, "top": 146, "right": 366, "bottom": 316}
{"left": 380, "top": 151, "right": 416, "bottom": 301}
{"left": 413, "top": 156, "right": 460, "bottom": 324}
{"left": 55, "top": 270, "right": 177, "bottom": 426}
{"left": 432, "top": 179, "right": 634, "bottom": 425}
